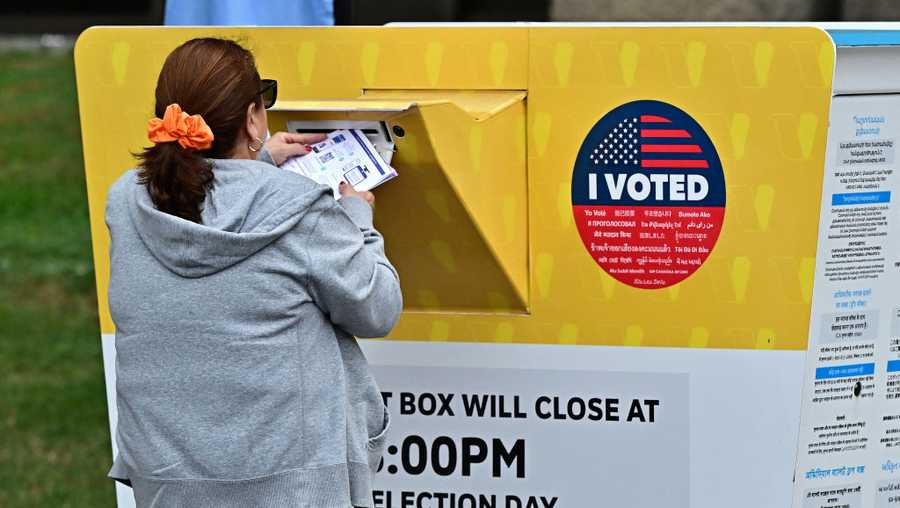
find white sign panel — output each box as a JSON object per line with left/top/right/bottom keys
{"left": 793, "top": 94, "right": 900, "bottom": 507}
{"left": 369, "top": 365, "right": 688, "bottom": 508}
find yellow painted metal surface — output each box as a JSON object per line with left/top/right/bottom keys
{"left": 75, "top": 25, "right": 834, "bottom": 350}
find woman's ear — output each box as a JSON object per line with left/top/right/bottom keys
{"left": 245, "top": 102, "right": 260, "bottom": 141}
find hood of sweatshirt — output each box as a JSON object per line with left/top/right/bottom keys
{"left": 124, "top": 157, "right": 328, "bottom": 278}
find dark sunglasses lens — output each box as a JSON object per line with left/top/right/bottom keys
{"left": 261, "top": 80, "right": 277, "bottom": 109}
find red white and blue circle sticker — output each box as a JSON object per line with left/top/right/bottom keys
{"left": 571, "top": 100, "right": 726, "bottom": 289}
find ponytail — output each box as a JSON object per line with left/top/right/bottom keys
{"left": 137, "top": 142, "right": 213, "bottom": 224}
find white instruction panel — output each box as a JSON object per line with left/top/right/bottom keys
{"left": 793, "top": 94, "right": 900, "bottom": 508}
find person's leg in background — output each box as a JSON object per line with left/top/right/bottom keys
{"left": 164, "top": 0, "right": 335, "bottom": 26}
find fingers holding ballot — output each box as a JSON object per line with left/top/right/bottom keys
{"left": 264, "top": 132, "right": 327, "bottom": 166}
{"left": 339, "top": 181, "right": 375, "bottom": 206}
{"left": 279, "top": 129, "right": 398, "bottom": 201}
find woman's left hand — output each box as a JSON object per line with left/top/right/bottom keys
{"left": 264, "top": 132, "right": 327, "bottom": 166}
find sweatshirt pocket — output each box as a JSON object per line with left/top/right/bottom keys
{"left": 365, "top": 403, "right": 391, "bottom": 473}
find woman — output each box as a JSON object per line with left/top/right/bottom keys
{"left": 105, "top": 38, "right": 402, "bottom": 507}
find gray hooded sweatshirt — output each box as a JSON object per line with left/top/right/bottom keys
{"left": 104, "top": 149, "right": 402, "bottom": 507}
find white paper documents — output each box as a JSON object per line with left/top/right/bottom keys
{"left": 281, "top": 129, "right": 398, "bottom": 199}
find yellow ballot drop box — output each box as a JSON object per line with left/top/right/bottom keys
{"left": 75, "top": 24, "right": 900, "bottom": 508}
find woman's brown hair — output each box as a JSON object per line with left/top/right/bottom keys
{"left": 137, "top": 38, "right": 263, "bottom": 223}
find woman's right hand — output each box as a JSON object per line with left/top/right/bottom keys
{"left": 339, "top": 181, "right": 375, "bottom": 207}
{"left": 264, "top": 132, "right": 326, "bottom": 166}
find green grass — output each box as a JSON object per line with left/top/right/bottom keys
{"left": 0, "top": 50, "right": 115, "bottom": 507}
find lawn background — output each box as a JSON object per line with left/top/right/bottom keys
{"left": 0, "top": 48, "right": 116, "bottom": 507}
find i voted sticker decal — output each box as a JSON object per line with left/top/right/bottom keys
{"left": 571, "top": 100, "right": 726, "bottom": 289}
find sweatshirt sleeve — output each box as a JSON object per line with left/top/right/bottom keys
{"left": 301, "top": 195, "right": 403, "bottom": 338}
{"left": 256, "top": 146, "right": 277, "bottom": 167}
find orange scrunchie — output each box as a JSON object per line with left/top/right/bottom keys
{"left": 147, "top": 103, "right": 214, "bottom": 150}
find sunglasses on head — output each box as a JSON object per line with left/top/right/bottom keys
{"left": 257, "top": 79, "right": 278, "bottom": 109}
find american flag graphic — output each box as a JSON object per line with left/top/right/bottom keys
{"left": 588, "top": 114, "right": 709, "bottom": 169}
